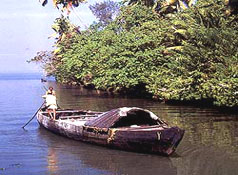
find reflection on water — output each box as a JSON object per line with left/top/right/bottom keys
{"left": 0, "top": 77, "right": 237, "bottom": 175}
{"left": 47, "top": 148, "right": 59, "bottom": 174}
{"left": 43, "top": 81, "right": 238, "bottom": 175}
{"left": 38, "top": 128, "right": 176, "bottom": 175}
{"left": 157, "top": 108, "right": 238, "bottom": 154}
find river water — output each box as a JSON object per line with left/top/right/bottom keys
{"left": 0, "top": 73, "right": 238, "bottom": 175}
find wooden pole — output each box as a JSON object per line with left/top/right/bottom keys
{"left": 22, "top": 102, "right": 45, "bottom": 129}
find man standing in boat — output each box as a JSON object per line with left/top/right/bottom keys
{"left": 42, "top": 87, "right": 57, "bottom": 120}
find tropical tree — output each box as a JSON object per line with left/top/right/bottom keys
{"left": 89, "top": 0, "right": 121, "bottom": 26}
{"left": 31, "top": 0, "right": 238, "bottom": 107}
{"left": 40, "top": 0, "right": 86, "bottom": 11}
{"left": 126, "top": 0, "right": 238, "bottom": 15}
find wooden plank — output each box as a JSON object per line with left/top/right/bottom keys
{"left": 59, "top": 114, "right": 98, "bottom": 120}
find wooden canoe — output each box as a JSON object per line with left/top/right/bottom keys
{"left": 37, "top": 107, "right": 184, "bottom": 156}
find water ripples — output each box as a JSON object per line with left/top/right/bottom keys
{"left": 0, "top": 79, "right": 238, "bottom": 175}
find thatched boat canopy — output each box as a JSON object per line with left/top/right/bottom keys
{"left": 85, "top": 107, "right": 164, "bottom": 129}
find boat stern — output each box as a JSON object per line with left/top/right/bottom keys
{"left": 156, "top": 126, "right": 185, "bottom": 156}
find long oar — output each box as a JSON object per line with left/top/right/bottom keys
{"left": 22, "top": 102, "right": 45, "bottom": 129}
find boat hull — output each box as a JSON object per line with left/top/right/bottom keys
{"left": 37, "top": 109, "right": 184, "bottom": 156}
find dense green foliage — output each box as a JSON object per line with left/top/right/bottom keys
{"left": 33, "top": 0, "right": 238, "bottom": 107}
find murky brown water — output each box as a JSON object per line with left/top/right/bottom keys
{"left": 0, "top": 75, "right": 238, "bottom": 175}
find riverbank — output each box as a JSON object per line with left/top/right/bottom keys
{"left": 30, "top": 0, "right": 238, "bottom": 108}
{"left": 45, "top": 81, "right": 238, "bottom": 114}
